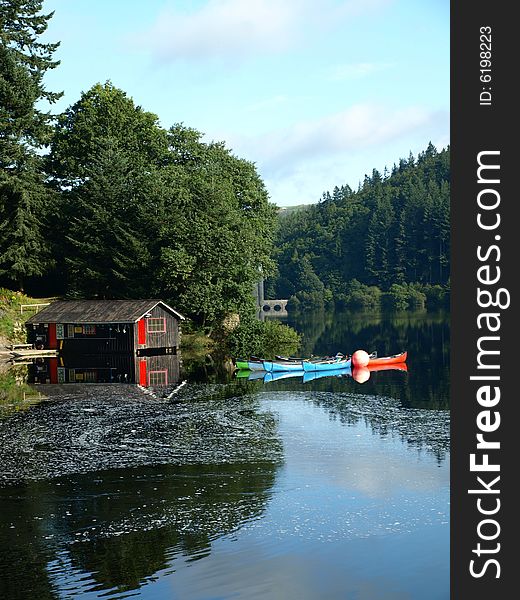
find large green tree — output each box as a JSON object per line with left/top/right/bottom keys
{"left": 0, "top": 0, "right": 61, "bottom": 289}
{"left": 63, "top": 137, "right": 155, "bottom": 298}
{"left": 48, "top": 84, "right": 277, "bottom": 325}
{"left": 48, "top": 81, "right": 169, "bottom": 187}
{"left": 156, "top": 133, "right": 277, "bottom": 325}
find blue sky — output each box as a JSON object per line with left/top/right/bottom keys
{"left": 41, "top": 0, "right": 449, "bottom": 206}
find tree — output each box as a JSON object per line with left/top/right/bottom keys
{"left": 156, "top": 133, "right": 277, "bottom": 325}
{"left": 63, "top": 138, "right": 154, "bottom": 298}
{"left": 48, "top": 85, "right": 278, "bottom": 326}
{"left": 48, "top": 81, "right": 169, "bottom": 187}
{"left": 0, "top": 0, "right": 61, "bottom": 166}
{"left": 0, "top": 172, "right": 56, "bottom": 288}
{"left": 0, "top": 0, "right": 61, "bottom": 289}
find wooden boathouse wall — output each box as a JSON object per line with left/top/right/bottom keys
{"left": 133, "top": 303, "right": 180, "bottom": 355}
{"left": 26, "top": 300, "right": 184, "bottom": 354}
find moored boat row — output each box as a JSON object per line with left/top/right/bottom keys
{"left": 234, "top": 351, "right": 407, "bottom": 373}
{"left": 235, "top": 362, "right": 408, "bottom": 384}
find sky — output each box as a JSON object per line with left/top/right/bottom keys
{"left": 41, "top": 0, "right": 449, "bottom": 206}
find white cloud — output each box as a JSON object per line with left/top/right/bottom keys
{"left": 137, "top": 0, "right": 299, "bottom": 61}
{"left": 242, "top": 103, "right": 448, "bottom": 174}
{"left": 218, "top": 103, "right": 449, "bottom": 204}
{"left": 135, "top": 0, "right": 393, "bottom": 62}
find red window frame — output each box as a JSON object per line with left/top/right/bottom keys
{"left": 146, "top": 317, "right": 166, "bottom": 333}
{"left": 148, "top": 370, "right": 168, "bottom": 386}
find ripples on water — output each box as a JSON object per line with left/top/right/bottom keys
{"left": 0, "top": 380, "right": 450, "bottom": 599}
{"left": 0, "top": 384, "right": 283, "bottom": 483}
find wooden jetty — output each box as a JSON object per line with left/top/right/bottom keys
{"left": 10, "top": 348, "right": 58, "bottom": 359}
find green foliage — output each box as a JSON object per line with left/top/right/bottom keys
{"left": 227, "top": 316, "right": 301, "bottom": 359}
{"left": 43, "top": 85, "right": 277, "bottom": 326}
{"left": 0, "top": 0, "right": 62, "bottom": 165}
{"left": 416, "top": 283, "right": 450, "bottom": 309}
{"left": 0, "top": 172, "right": 56, "bottom": 288}
{"left": 383, "top": 283, "right": 426, "bottom": 310}
{"left": 0, "top": 287, "right": 50, "bottom": 341}
{"left": 48, "top": 82, "right": 169, "bottom": 186}
{"left": 337, "top": 279, "right": 382, "bottom": 310}
{"left": 0, "top": 0, "right": 61, "bottom": 289}
{"left": 272, "top": 145, "right": 450, "bottom": 310}
{"left": 0, "top": 365, "right": 35, "bottom": 410}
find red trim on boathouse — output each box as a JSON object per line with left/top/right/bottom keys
{"left": 48, "top": 323, "right": 57, "bottom": 349}
{"left": 49, "top": 358, "right": 58, "bottom": 383}
{"left": 139, "top": 359, "right": 147, "bottom": 386}
{"left": 137, "top": 319, "right": 146, "bottom": 345}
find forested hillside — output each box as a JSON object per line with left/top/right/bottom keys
{"left": 269, "top": 145, "right": 450, "bottom": 310}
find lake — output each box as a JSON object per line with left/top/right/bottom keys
{"left": 0, "top": 309, "right": 450, "bottom": 599}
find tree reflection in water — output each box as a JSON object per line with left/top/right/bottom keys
{"left": 0, "top": 383, "right": 282, "bottom": 598}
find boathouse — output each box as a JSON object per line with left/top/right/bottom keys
{"left": 26, "top": 299, "right": 185, "bottom": 355}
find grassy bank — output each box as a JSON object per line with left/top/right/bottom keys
{"left": 0, "top": 289, "right": 54, "bottom": 348}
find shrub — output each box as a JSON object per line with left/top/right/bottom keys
{"left": 341, "top": 280, "right": 382, "bottom": 309}
{"left": 288, "top": 289, "right": 331, "bottom": 310}
{"left": 227, "top": 316, "right": 301, "bottom": 358}
{"left": 383, "top": 283, "right": 426, "bottom": 310}
{"left": 420, "top": 284, "right": 449, "bottom": 309}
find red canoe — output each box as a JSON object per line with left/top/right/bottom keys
{"left": 368, "top": 362, "right": 408, "bottom": 373}
{"left": 368, "top": 351, "right": 407, "bottom": 366}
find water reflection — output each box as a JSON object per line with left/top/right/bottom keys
{"left": 0, "top": 310, "right": 450, "bottom": 599}
{"left": 309, "top": 391, "right": 449, "bottom": 464}
{"left": 0, "top": 461, "right": 279, "bottom": 599}
{"left": 0, "top": 380, "right": 283, "bottom": 598}
{"left": 0, "top": 383, "right": 282, "bottom": 483}
{"left": 28, "top": 353, "right": 181, "bottom": 387}
{"left": 270, "top": 309, "right": 450, "bottom": 409}
{"left": 237, "top": 363, "right": 408, "bottom": 384}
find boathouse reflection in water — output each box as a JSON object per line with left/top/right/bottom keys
{"left": 27, "top": 352, "right": 181, "bottom": 388}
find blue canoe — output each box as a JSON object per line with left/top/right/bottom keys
{"left": 262, "top": 357, "right": 351, "bottom": 372}
{"left": 302, "top": 357, "right": 351, "bottom": 371}
{"left": 262, "top": 360, "right": 307, "bottom": 372}
{"left": 249, "top": 367, "right": 352, "bottom": 383}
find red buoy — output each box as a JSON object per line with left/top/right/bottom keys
{"left": 351, "top": 349, "right": 370, "bottom": 368}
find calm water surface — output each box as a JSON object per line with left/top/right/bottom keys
{"left": 0, "top": 310, "right": 450, "bottom": 599}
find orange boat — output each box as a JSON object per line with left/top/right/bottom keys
{"left": 368, "top": 351, "right": 407, "bottom": 366}
{"left": 368, "top": 362, "right": 408, "bottom": 373}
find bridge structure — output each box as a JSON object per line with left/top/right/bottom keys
{"left": 260, "top": 299, "right": 288, "bottom": 315}
{"left": 253, "top": 280, "right": 288, "bottom": 318}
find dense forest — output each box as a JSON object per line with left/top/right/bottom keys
{"left": 1, "top": 1, "right": 450, "bottom": 339}
{"left": 268, "top": 145, "right": 450, "bottom": 310}
{"left": 0, "top": 1, "right": 277, "bottom": 329}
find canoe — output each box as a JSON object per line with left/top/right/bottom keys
{"left": 237, "top": 363, "right": 407, "bottom": 383}
{"left": 236, "top": 352, "right": 406, "bottom": 373}
{"left": 235, "top": 356, "right": 304, "bottom": 371}
{"left": 235, "top": 359, "right": 264, "bottom": 371}
{"left": 368, "top": 351, "right": 407, "bottom": 366}
{"left": 368, "top": 362, "right": 408, "bottom": 373}
{"left": 302, "top": 357, "right": 351, "bottom": 372}
{"left": 262, "top": 359, "right": 307, "bottom": 372}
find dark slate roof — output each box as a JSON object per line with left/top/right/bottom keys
{"left": 26, "top": 299, "right": 185, "bottom": 324}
